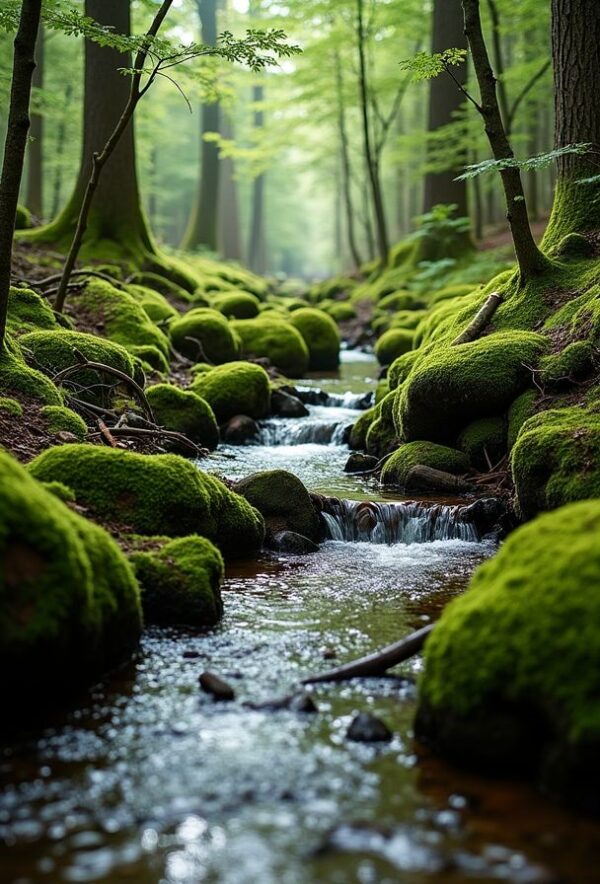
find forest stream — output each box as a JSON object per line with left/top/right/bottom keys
{"left": 1, "top": 352, "right": 599, "bottom": 884}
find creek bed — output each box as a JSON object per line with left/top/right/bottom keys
{"left": 1, "top": 354, "right": 599, "bottom": 883}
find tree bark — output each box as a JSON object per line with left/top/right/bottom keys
{"left": 26, "top": 22, "right": 43, "bottom": 218}
{"left": 218, "top": 113, "right": 242, "bottom": 261}
{"left": 462, "top": 0, "right": 549, "bottom": 282}
{"left": 248, "top": 83, "right": 267, "bottom": 274}
{"left": 334, "top": 49, "right": 362, "bottom": 269}
{"left": 181, "top": 0, "right": 220, "bottom": 252}
{"left": 0, "top": 0, "right": 42, "bottom": 351}
{"left": 544, "top": 0, "right": 600, "bottom": 247}
{"left": 423, "top": 0, "right": 469, "bottom": 219}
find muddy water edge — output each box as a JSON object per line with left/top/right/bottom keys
{"left": 1, "top": 353, "right": 599, "bottom": 884}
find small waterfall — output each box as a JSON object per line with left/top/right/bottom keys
{"left": 320, "top": 498, "right": 480, "bottom": 544}
{"left": 295, "top": 387, "right": 373, "bottom": 410}
{"left": 257, "top": 419, "right": 351, "bottom": 446}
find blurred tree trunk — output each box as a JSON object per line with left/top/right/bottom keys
{"left": 334, "top": 49, "right": 362, "bottom": 269}
{"left": 182, "top": 0, "right": 220, "bottom": 251}
{"left": 50, "top": 82, "right": 72, "bottom": 218}
{"left": 248, "top": 83, "right": 267, "bottom": 274}
{"left": 26, "top": 22, "right": 43, "bottom": 217}
{"left": 218, "top": 114, "right": 242, "bottom": 261}
{"left": 0, "top": 0, "right": 42, "bottom": 351}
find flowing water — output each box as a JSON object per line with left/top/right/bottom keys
{"left": 1, "top": 351, "right": 599, "bottom": 883}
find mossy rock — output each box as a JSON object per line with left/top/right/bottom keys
{"left": 388, "top": 351, "right": 419, "bottom": 391}
{"left": 416, "top": 500, "right": 600, "bottom": 813}
{"left": 0, "top": 396, "right": 23, "bottom": 417}
{"left": 29, "top": 446, "right": 264, "bottom": 558}
{"left": 398, "top": 331, "right": 547, "bottom": 444}
{"left": 349, "top": 404, "right": 378, "bottom": 451}
{"left": 507, "top": 390, "right": 537, "bottom": 451}
{"left": 130, "top": 535, "right": 223, "bottom": 628}
{"left": 374, "top": 329, "right": 414, "bottom": 366}
{"left": 190, "top": 361, "right": 271, "bottom": 423}
{"left": 212, "top": 291, "right": 260, "bottom": 319}
{"left": 366, "top": 391, "right": 398, "bottom": 458}
{"left": 169, "top": 308, "right": 240, "bottom": 364}
{"left": 0, "top": 345, "right": 62, "bottom": 405}
{"left": 232, "top": 318, "right": 309, "bottom": 378}
{"left": 7, "top": 287, "right": 58, "bottom": 336}
{"left": 431, "top": 283, "right": 477, "bottom": 304}
{"left": 14, "top": 204, "right": 32, "bottom": 230}
{"left": 381, "top": 441, "right": 469, "bottom": 487}
{"left": 236, "top": 469, "right": 320, "bottom": 542}
{"left": 0, "top": 451, "right": 141, "bottom": 706}
{"left": 374, "top": 380, "right": 390, "bottom": 404}
{"left": 128, "top": 271, "right": 193, "bottom": 306}
{"left": 127, "top": 284, "right": 179, "bottom": 323}
{"left": 289, "top": 308, "right": 340, "bottom": 371}
{"left": 377, "top": 290, "right": 425, "bottom": 312}
{"left": 539, "top": 341, "right": 595, "bottom": 389}
{"left": 41, "top": 405, "right": 87, "bottom": 440}
{"left": 41, "top": 480, "right": 76, "bottom": 502}
{"left": 511, "top": 405, "right": 600, "bottom": 520}
{"left": 323, "top": 302, "right": 356, "bottom": 323}
{"left": 389, "top": 310, "right": 428, "bottom": 331}
{"left": 457, "top": 417, "right": 507, "bottom": 471}
{"left": 73, "top": 280, "right": 170, "bottom": 358}
{"left": 127, "top": 344, "right": 169, "bottom": 374}
{"left": 146, "top": 384, "right": 219, "bottom": 450}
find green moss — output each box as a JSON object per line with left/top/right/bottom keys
{"left": 554, "top": 232, "right": 596, "bottom": 260}
{"left": 374, "top": 380, "right": 390, "bottom": 404}
{"left": 323, "top": 302, "right": 356, "bottom": 323}
{"left": 236, "top": 470, "right": 320, "bottom": 541}
{"left": 14, "top": 204, "right": 32, "bottom": 230}
{"left": 431, "top": 283, "right": 477, "bottom": 303}
{"left": 389, "top": 310, "right": 428, "bottom": 331}
{"left": 0, "top": 346, "right": 62, "bottom": 405}
{"left": 190, "top": 361, "right": 270, "bottom": 423}
{"left": 0, "top": 451, "right": 141, "bottom": 703}
{"left": 41, "top": 480, "right": 76, "bottom": 502}
{"left": 190, "top": 362, "right": 213, "bottom": 376}
{"left": 169, "top": 308, "right": 239, "bottom": 364}
{"left": 7, "top": 287, "right": 58, "bottom": 336}
{"left": 397, "top": 331, "right": 547, "bottom": 444}
{"left": 130, "top": 535, "right": 223, "bottom": 628}
{"left": 0, "top": 397, "right": 23, "bottom": 417}
{"left": 507, "top": 390, "right": 537, "bottom": 451}
{"left": 457, "top": 417, "right": 507, "bottom": 470}
{"left": 41, "top": 405, "right": 87, "bottom": 440}
{"left": 374, "top": 329, "right": 414, "bottom": 366}
{"left": 416, "top": 500, "right": 600, "bottom": 811}
{"left": 349, "top": 404, "right": 378, "bottom": 450}
{"left": 231, "top": 318, "right": 309, "bottom": 378}
{"left": 377, "top": 290, "right": 425, "bottom": 311}
{"left": 388, "top": 351, "right": 419, "bottom": 391}
{"left": 381, "top": 441, "right": 469, "bottom": 486}
{"left": 539, "top": 341, "right": 595, "bottom": 389}
{"left": 288, "top": 308, "right": 340, "bottom": 371}
{"left": 73, "top": 280, "right": 170, "bottom": 359}
{"left": 127, "top": 284, "right": 178, "bottom": 323}
{"left": 511, "top": 405, "right": 600, "bottom": 520}
{"left": 29, "top": 446, "right": 264, "bottom": 558}
{"left": 366, "top": 391, "right": 398, "bottom": 457}
{"left": 146, "top": 384, "right": 219, "bottom": 450}
{"left": 127, "top": 271, "right": 193, "bottom": 306}
{"left": 127, "top": 344, "right": 169, "bottom": 374}
{"left": 212, "top": 291, "right": 261, "bottom": 319}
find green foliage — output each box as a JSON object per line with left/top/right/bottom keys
{"left": 399, "top": 48, "right": 468, "bottom": 82}
{"left": 381, "top": 441, "right": 469, "bottom": 487}
{"left": 29, "top": 446, "right": 265, "bottom": 558}
{"left": 146, "top": 384, "right": 219, "bottom": 450}
{"left": 457, "top": 144, "right": 593, "bottom": 180}
{"left": 190, "top": 361, "right": 271, "bottom": 423}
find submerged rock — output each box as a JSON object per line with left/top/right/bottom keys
{"left": 270, "top": 530, "right": 319, "bottom": 554}
{"left": 199, "top": 671, "right": 235, "bottom": 701}
{"left": 347, "top": 712, "right": 392, "bottom": 743}
{"left": 270, "top": 388, "right": 309, "bottom": 418}
{"left": 221, "top": 414, "right": 260, "bottom": 445}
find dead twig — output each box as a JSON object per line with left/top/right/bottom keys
{"left": 88, "top": 425, "right": 208, "bottom": 456}
{"left": 97, "top": 418, "right": 117, "bottom": 447}
{"left": 452, "top": 291, "right": 502, "bottom": 346}
{"left": 53, "top": 354, "right": 155, "bottom": 423}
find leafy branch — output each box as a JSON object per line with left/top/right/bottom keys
{"left": 456, "top": 143, "right": 595, "bottom": 180}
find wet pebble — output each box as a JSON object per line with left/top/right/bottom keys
{"left": 198, "top": 671, "right": 235, "bottom": 701}
{"left": 346, "top": 712, "right": 392, "bottom": 743}
{"left": 182, "top": 650, "right": 201, "bottom": 660}
{"left": 321, "top": 646, "right": 337, "bottom": 660}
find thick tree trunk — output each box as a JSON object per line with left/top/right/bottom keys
{"left": 462, "top": 0, "right": 548, "bottom": 281}
{"left": 182, "top": 0, "right": 220, "bottom": 252}
{"left": 26, "top": 22, "right": 43, "bottom": 218}
{"left": 334, "top": 50, "right": 362, "bottom": 269}
{"left": 247, "top": 84, "right": 267, "bottom": 274}
{"left": 423, "top": 0, "right": 469, "bottom": 219}
{"left": 544, "top": 0, "right": 600, "bottom": 247}
{"left": 0, "top": 0, "right": 42, "bottom": 351}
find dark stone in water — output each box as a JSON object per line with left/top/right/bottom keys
{"left": 344, "top": 453, "right": 378, "bottom": 474}
{"left": 461, "top": 497, "right": 511, "bottom": 538}
{"left": 270, "top": 530, "right": 319, "bottom": 554}
{"left": 182, "top": 649, "right": 201, "bottom": 659}
{"left": 271, "top": 389, "right": 309, "bottom": 418}
{"left": 322, "top": 646, "right": 337, "bottom": 660}
{"left": 347, "top": 712, "right": 392, "bottom": 743}
{"left": 199, "top": 671, "right": 235, "bottom": 701}
{"left": 245, "top": 692, "right": 319, "bottom": 713}
{"left": 221, "top": 414, "right": 260, "bottom": 445}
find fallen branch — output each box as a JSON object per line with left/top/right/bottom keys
{"left": 53, "top": 354, "right": 155, "bottom": 423}
{"left": 452, "top": 291, "right": 502, "bottom": 345}
{"left": 97, "top": 418, "right": 117, "bottom": 447}
{"left": 88, "top": 424, "right": 208, "bottom": 456}
{"left": 301, "top": 624, "right": 434, "bottom": 685}
{"left": 31, "top": 269, "right": 126, "bottom": 289}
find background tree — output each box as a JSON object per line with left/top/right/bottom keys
{"left": 25, "top": 21, "right": 43, "bottom": 218}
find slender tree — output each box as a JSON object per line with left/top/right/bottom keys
{"left": 26, "top": 22, "right": 43, "bottom": 218}
{"left": 50, "top": 82, "right": 73, "bottom": 218}
{"left": 181, "top": 0, "right": 220, "bottom": 252}
{"left": 247, "top": 82, "right": 267, "bottom": 274}
{"left": 218, "top": 113, "right": 243, "bottom": 261}
{"left": 0, "top": 0, "right": 42, "bottom": 351}
{"left": 334, "top": 49, "right": 362, "bottom": 269}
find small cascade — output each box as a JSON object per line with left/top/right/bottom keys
{"left": 296, "top": 387, "right": 373, "bottom": 410}
{"left": 320, "top": 497, "right": 480, "bottom": 544}
{"left": 257, "top": 418, "right": 351, "bottom": 446}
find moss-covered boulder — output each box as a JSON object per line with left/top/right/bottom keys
{"left": 212, "top": 291, "right": 261, "bottom": 319}
{"left": 7, "top": 287, "right": 58, "bottom": 336}
{"left": 29, "top": 446, "right": 265, "bottom": 558}
{"left": 349, "top": 404, "right": 378, "bottom": 450}
{"left": 415, "top": 500, "right": 600, "bottom": 813}
{"left": 236, "top": 470, "right": 320, "bottom": 542}
{"left": 129, "top": 535, "right": 223, "bottom": 628}
{"left": 0, "top": 396, "right": 23, "bottom": 417}
{"left": 374, "top": 329, "right": 414, "bottom": 366}
{"left": 146, "top": 384, "right": 219, "bottom": 450}
{"left": 127, "top": 284, "right": 179, "bottom": 323}
{"left": 190, "top": 361, "right": 271, "bottom": 423}
{"left": 458, "top": 417, "right": 507, "bottom": 471}
{"left": 289, "top": 308, "right": 340, "bottom": 371}
{"left": 231, "top": 318, "right": 309, "bottom": 378}
{"left": 41, "top": 405, "right": 87, "bottom": 440}
{"left": 388, "top": 350, "right": 419, "bottom": 391}
{"left": 539, "top": 341, "right": 595, "bottom": 389}
{"left": 507, "top": 390, "right": 537, "bottom": 451}
{"left": 126, "top": 344, "right": 169, "bottom": 374}
{"left": 365, "top": 391, "right": 398, "bottom": 458}
{"left": 169, "top": 308, "right": 239, "bottom": 364}
{"left": 397, "top": 331, "right": 547, "bottom": 444}
{"left": 323, "top": 302, "right": 356, "bottom": 323}
{"left": 0, "top": 451, "right": 141, "bottom": 706}
{"left": 128, "top": 271, "right": 193, "bottom": 307}
{"left": 511, "top": 405, "right": 600, "bottom": 520}
{"left": 0, "top": 344, "right": 62, "bottom": 405}
{"left": 381, "top": 441, "right": 469, "bottom": 487}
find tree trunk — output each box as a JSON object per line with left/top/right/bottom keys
{"left": 334, "top": 49, "right": 362, "bottom": 269}
{"left": 423, "top": 0, "right": 469, "bottom": 219}
{"left": 50, "top": 82, "right": 72, "bottom": 218}
{"left": 218, "top": 113, "right": 242, "bottom": 261}
{"left": 247, "top": 84, "right": 267, "bottom": 274}
{"left": 26, "top": 22, "right": 43, "bottom": 218}
{"left": 0, "top": 0, "right": 42, "bottom": 351}
{"left": 462, "top": 0, "right": 548, "bottom": 281}
{"left": 181, "top": 0, "right": 220, "bottom": 252}
{"left": 356, "top": 0, "right": 389, "bottom": 266}
{"left": 543, "top": 0, "right": 600, "bottom": 247}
